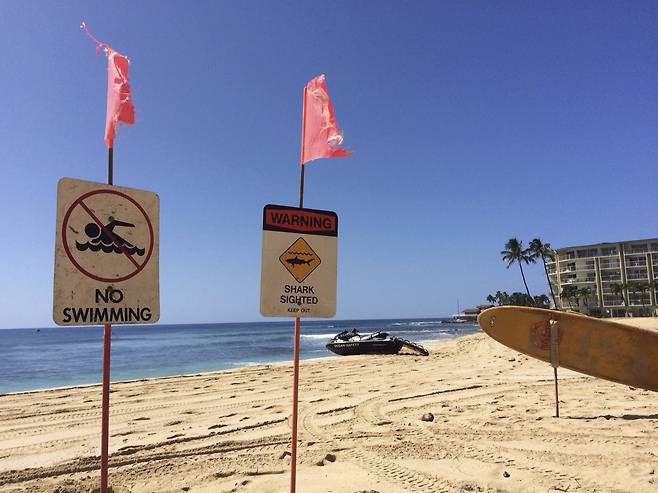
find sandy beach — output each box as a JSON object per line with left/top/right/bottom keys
{"left": 1, "top": 326, "right": 657, "bottom": 493}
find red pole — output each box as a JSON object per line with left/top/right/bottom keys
{"left": 100, "top": 323, "right": 112, "bottom": 492}
{"left": 289, "top": 87, "right": 307, "bottom": 493}
{"left": 290, "top": 317, "right": 301, "bottom": 493}
{"left": 100, "top": 145, "right": 114, "bottom": 493}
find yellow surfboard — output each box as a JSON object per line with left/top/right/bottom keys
{"left": 477, "top": 306, "right": 658, "bottom": 392}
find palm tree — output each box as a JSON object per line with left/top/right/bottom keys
{"left": 486, "top": 294, "right": 496, "bottom": 305}
{"left": 577, "top": 286, "right": 593, "bottom": 309}
{"left": 533, "top": 294, "right": 550, "bottom": 308}
{"left": 528, "top": 238, "right": 557, "bottom": 308}
{"left": 560, "top": 285, "right": 578, "bottom": 309}
{"left": 610, "top": 282, "right": 627, "bottom": 315}
{"left": 501, "top": 238, "right": 533, "bottom": 301}
{"left": 635, "top": 282, "right": 651, "bottom": 316}
{"left": 610, "top": 282, "right": 628, "bottom": 306}
{"left": 627, "top": 282, "right": 640, "bottom": 314}
{"left": 649, "top": 278, "right": 658, "bottom": 315}
{"left": 496, "top": 290, "right": 510, "bottom": 305}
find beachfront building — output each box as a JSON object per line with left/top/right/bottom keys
{"left": 546, "top": 238, "right": 658, "bottom": 317}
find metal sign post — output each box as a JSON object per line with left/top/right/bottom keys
{"left": 550, "top": 319, "right": 560, "bottom": 418}
{"left": 53, "top": 167, "right": 159, "bottom": 493}
{"left": 260, "top": 80, "right": 346, "bottom": 492}
{"left": 260, "top": 204, "right": 337, "bottom": 493}
{"left": 101, "top": 148, "right": 112, "bottom": 493}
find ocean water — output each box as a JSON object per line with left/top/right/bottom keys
{"left": 0, "top": 319, "right": 479, "bottom": 394}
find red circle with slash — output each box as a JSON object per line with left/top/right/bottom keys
{"left": 61, "top": 189, "right": 154, "bottom": 283}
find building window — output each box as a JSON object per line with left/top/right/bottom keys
{"left": 576, "top": 248, "right": 598, "bottom": 258}
{"left": 626, "top": 269, "right": 648, "bottom": 280}
{"left": 625, "top": 258, "right": 646, "bottom": 267}
{"left": 601, "top": 271, "right": 621, "bottom": 281}
{"left": 627, "top": 244, "right": 648, "bottom": 254}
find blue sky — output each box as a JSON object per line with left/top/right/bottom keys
{"left": 1, "top": 1, "right": 656, "bottom": 328}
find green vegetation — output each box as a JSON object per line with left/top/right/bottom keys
{"left": 500, "top": 238, "right": 533, "bottom": 299}
{"left": 527, "top": 238, "right": 557, "bottom": 307}
{"left": 486, "top": 291, "right": 550, "bottom": 308}
{"left": 563, "top": 281, "right": 657, "bottom": 316}
{"left": 493, "top": 237, "right": 656, "bottom": 316}
{"left": 498, "top": 237, "right": 557, "bottom": 307}
{"left": 609, "top": 282, "right": 626, "bottom": 308}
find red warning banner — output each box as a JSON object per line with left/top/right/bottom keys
{"left": 263, "top": 205, "right": 337, "bottom": 236}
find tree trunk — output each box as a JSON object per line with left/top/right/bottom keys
{"left": 519, "top": 262, "right": 533, "bottom": 302}
{"left": 542, "top": 257, "right": 557, "bottom": 308}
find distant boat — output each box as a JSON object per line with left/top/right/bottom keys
{"left": 326, "top": 330, "right": 429, "bottom": 356}
{"left": 441, "top": 299, "right": 478, "bottom": 324}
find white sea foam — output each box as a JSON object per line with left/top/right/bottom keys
{"left": 392, "top": 321, "right": 443, "bottom": 327}
{"left": 300, "top": 333, "right": 336, "bottom": 340}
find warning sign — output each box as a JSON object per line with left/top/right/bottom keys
{"left": 279, "top": 237, "right": 321, "bottom": 283}
{"left": 53, "top": 178, "right": 160, "bottom": 326}
{"left": 260, "top": 204, "right": 337, "bottom": 318}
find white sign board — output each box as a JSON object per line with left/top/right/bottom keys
{"left": 53, "top": 177, "right": 160, "bottom": 325}
{"left": 260, "top": 204, "right": 337, "bottom": 318}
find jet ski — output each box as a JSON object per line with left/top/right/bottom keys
{"left": 326, "top": 330, "right": 429, "bottom": 356}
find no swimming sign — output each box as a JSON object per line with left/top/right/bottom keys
{"left": 260, "top": 204, "right": 337, "bottom": 318}
{"left": 53, "top": 178, "right": 160, "bottom": 326}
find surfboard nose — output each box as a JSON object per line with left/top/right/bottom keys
{"left": 477, "top": 308, "right": 495, "bottom": 336}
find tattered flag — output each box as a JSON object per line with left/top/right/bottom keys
{"left": 301, "top": 74, "right": 351, "bottom": 165}
{"left": 81, "top": 22, "right": 135, "bottom": 148}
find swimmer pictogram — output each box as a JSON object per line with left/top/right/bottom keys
{"left": 61, "top": 189, "right": 154, "bottom": 283}
{"left": 76, "top": 217, "right": 146, "bottom": 256}
{"left": 279, "top": 238, "right": 320, "bottom": 283}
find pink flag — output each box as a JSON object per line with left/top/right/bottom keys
{"left": 103, "top": 49, "right": 135, "bottom": 147}
{"left": 81, "top": 23, "right": 135, "bottom": 148}
{"left": 300, "top": 74, "right": 351, "bottom": 165}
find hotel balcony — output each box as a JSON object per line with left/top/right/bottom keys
{"left": 562, "top": 278, "right": 596, "bottom": 284}
{"left": 629, "top": 298, "right": 651, "bottom": 307}
{"left": 602, "top": 295, "right": 624, "bottom": 307}
{"left": 626, "top": 270, "right": 648, "bottom": 280}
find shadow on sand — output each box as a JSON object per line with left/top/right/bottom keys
{"left": 566, "top": 413, "right": 658, "bottom": 421}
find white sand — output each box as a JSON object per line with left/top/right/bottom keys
{"left": 1, "top": 327, "right": 657, "bottom": 492}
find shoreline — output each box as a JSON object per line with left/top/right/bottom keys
{"left": 0, "top": 326, "right": 477, "bottom": 396}
{"left": 0, "top": 336, "right": 457, "bottom": 398}
{"left": 5, "top": 316, "right": 652, "bottom": 396}
{"left": 2, "top": 331, "right": 658, "bottom": 492}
